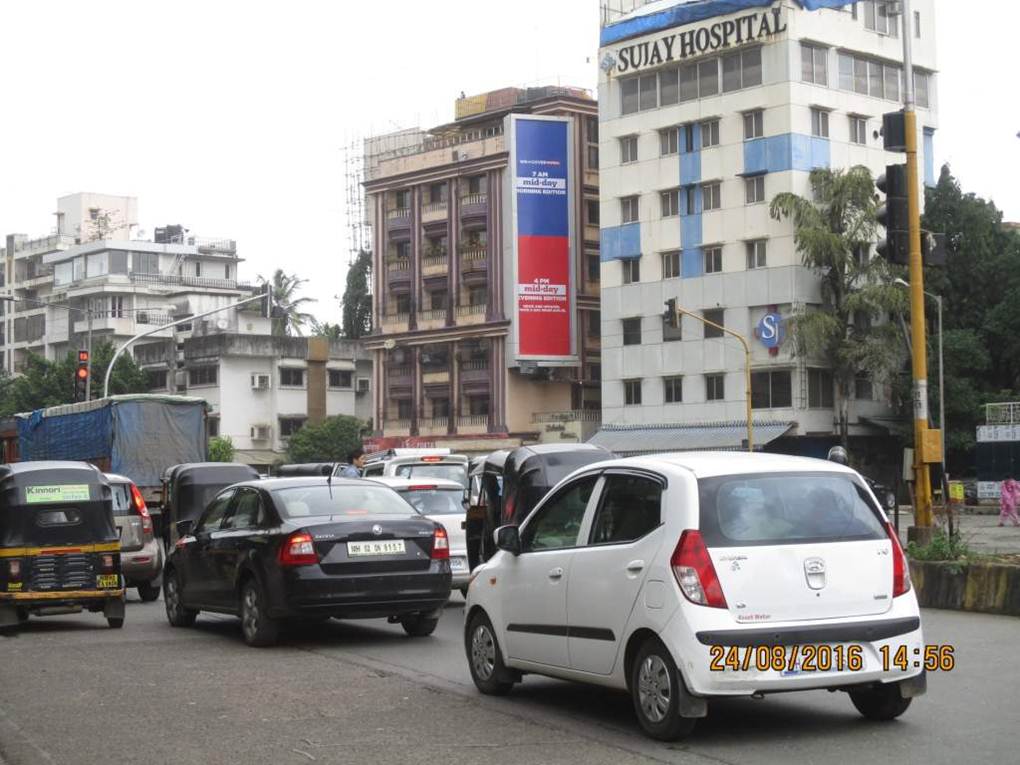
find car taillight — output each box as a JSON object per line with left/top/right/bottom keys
{"left": 670, "top": 530, "right": 727, "bottom": 608}
{"left": 8, "top": 559, "right": 22, "bottom": 581}
{"left": 130, "top": 483, "right": 153, "bottom": 535}
{"left": 886, "top": 521, "right": 911, "bottom": 596}
{"left": 431, "top": 525, "right": 450, "bottom": 560}
{"left": 279, "top": 531, "right": 318, "bottom": 567}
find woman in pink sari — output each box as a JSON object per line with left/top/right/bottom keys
{"left": 999, "top": 478, "right": 1020, "bottom": 527}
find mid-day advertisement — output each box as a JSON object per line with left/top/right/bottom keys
{"left": 509, "top": 115, "right": 576, "bottom": 361}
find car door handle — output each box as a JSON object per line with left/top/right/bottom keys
{"left": 626, "top": 559, "right": 645, "bottom": 573}
{"left": 548, "top": 567, "right": 564, "bottom": 580}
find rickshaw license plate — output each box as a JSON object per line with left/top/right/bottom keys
{"left": 347, "top": 540, "right": 406, "bottom": 557}
{"left": 96, "top": 574, "right": 119, "bottom": 589}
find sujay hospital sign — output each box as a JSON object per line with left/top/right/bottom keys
{"left": 612, "top": 6, "right": 787, "bottom": 74}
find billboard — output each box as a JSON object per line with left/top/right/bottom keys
{"left": 508, "top": 114, "right": 576, "bottom": 363}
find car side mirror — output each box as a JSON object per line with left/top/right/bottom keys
{"left": 495, "top": 525, "right": 521, "bottom": 556}
{"left": 176, "top": 519, "right": 195, "bottom": 538}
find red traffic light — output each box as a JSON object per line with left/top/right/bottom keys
{"left": 78, "top": 349, "right": 89, "bottom": 363}
{"left": 76, "top": 367, "right": 89, "bottom": 380}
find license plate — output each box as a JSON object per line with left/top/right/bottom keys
{"left": 450, "top": 557, "right": 467, "bottom": 571}
{"left": 96, "top": 574, "right": 119, "bottom": 589}
{"left": 347, "top": 540, "right": 406, "bottom": 557}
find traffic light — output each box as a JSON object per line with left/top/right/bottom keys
{"left": 882, "top": 110, "right": 907, "bottom": 153}
{"left": 876, "top": 164, "right": 909, "bottom": 265}
{"left": 663, "top": 298, "right": 678, "bottom": 328}
{"left": 74, "top": 349, "right": 89, "bottom": 402}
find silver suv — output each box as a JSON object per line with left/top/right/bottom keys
{"left": 106, "top": 474, "right": 163, "bottom": 602}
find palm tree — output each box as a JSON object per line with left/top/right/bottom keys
{"left": 258, "top": 269, "right": 317, "bottom": 336}
{"left": 770, "top": 166, "right": 907, "bottom": 447}
{"left": 309, "top": 320, "right": 342, "bottom": 340}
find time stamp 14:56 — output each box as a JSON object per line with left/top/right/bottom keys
{"left": 708, "top": 644, "right": 956, "bottom": 673}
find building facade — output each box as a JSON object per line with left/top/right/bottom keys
{"left": 135, "top": 334, "right": 372, "bottom": 471}
{"left": 2, "top": 193, "right": 250, "bottom": 375}
{"left": 594, "top": 0, "right": 937, "bottom": 456}
{"left": 363, "top": 87, "right": 602, "bottom": 452}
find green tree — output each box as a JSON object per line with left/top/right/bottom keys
{"left": 286, "top": 415, "right": 363, "bottom": 463}
{"left": 340, "top": 250, "right": 373, "bottom": 339}
{"left": 208, "top": 435, "right": 235, "bottom": 462}
{"left": 309, "top": 320, "right": 342, "bottom": 340}
{"left": 770, "top": 166, "right": 907, "bottom": 447}
{"left": 0, "top": 341, "right": 150, "bottom": 416}
{"left": 920, "top": 165, "right": 1020, "bottom": 467}
{"left": 258, "top": 269, "right": 316, "bottom": 337}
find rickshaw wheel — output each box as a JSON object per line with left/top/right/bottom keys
{"left": 16, "top": 608, "right": 29, "bottom": 624}
{"left": 107, "top": 617, "right": 124, "bottom": 629}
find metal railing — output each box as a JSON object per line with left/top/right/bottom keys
{"left": 381, "top": 312, "right": 410, "bottom": 324}
{"left": 460, "top": 247, "right": 487, "bottom": 261}
{"left": 383, "top": 419, "right": 412, "bottom": 431}
{"left": 387, "top": 258, "right": 411, "bottom": 271}
{"left": 457, "top": 414, "right": 489, "bottom": 427}
{"left": 461, "top": 193, "right": 488, "bottom": 207}
{"left": 532, "top": 409, "right": 603, "bottom": 424}
{"left": 422, "top": 254, "right": 448, "bottom": 268}
{"left": 387, "top": 365, "right": 413, "bottom": 379}
{"left": 986, "top": 402, "right": 1020, "bottom": 425}
{"left": 419, "top": 308, "right": 447, "bottom": 321}
{"left": 424, "top": 417, "right": 450, "bottom": 430}
{"left": 461, "top": 359, "right": 489, "bottom": 372}
{"left": 456, "top": 303, "right": 486, "bottom": 316}
{"left": 422, "top": 201, "right": 448, "bottom": 215}
{"left": 386, "top": 208, "right": 411, "bottom": 220}
{"left": 130, "top": 272, "right": 250, "bottom": 290}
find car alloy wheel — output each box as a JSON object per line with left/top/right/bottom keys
{"left": 239, "top": 579, "right": 279, "bottom": 647}
{"left": 471, "top": 623, "right": 497, "bottom": 681}
{"left": 637, "top": 654, "right": 673, "bottom": 724}
{"left": 164, "top": 571, "right": 197, "bottom": 627}
{"left": 241, "top": 585, "right": 260, "bottom": 642}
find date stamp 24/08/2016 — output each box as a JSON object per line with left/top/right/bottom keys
{"left": 708, "top": 644, "right": 956, "bottom": 673}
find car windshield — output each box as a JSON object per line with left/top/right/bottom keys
{"left": 698, "top": 472, "right": 888, "bottom": 547}
{"left": 399, "top": 488, "right": 465, "bottom": 515}
{"left": 109, "top": 483, "right": 133, "bottom": 517}
{"left": 394, "top": 463, "right": 468, "bottom": 488}
{"left": 274, "top": 485, "right": 418, "bottom": 519}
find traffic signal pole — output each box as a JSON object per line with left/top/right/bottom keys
{"left": 901, "top": 0, "right": 935, "bottom": 537}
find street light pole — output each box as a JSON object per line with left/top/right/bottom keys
{"left": 103, "top": 292, "right": 266, "bottom": 398}
{"left": 670, "top": 302, "right": 754, "bottom": 452}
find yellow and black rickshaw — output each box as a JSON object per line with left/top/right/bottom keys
{"left": 0, "top": 461, "right": 125, "bottom": 630}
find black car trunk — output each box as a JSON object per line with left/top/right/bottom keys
{"left": 306, "top": 518, "right": 437, "bottom": 575}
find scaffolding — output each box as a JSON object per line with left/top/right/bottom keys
{"left": 343, "top": 138, "right": 370, "bottom": 266}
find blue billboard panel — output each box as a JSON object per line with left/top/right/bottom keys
{"left": 514, "top": 119, "right": 570, "bottom": 238}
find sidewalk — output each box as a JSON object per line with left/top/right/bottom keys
{"left": 892, "top": 507, "right": 1020, "bottom": 556}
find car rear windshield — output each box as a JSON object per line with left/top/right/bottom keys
{"left": 697, "top": 472, "right": 888, "bottom": 547}
{"left": 399, "top": 488, "right": 465, "bottom": 515}
{"left": 394, "top": 463, "right": 468, "bottom": 488}
{"left": 274, "top": 485, "right": 418, "bottom": 519}
{"left": 109, "top": 484, "right": 133, "bottom": 517}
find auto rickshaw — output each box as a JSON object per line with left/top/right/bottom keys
{"left": 161, "top": 462, "right": 260, "bottom": 547}
{"left": 464, "top": 444, "right": 613, "bottom": 570}
{"left": 276, "top": 463, "right": 339, "bottom": 477}
{"left": 0, "top": 461, "right": 125, "bottom": 630}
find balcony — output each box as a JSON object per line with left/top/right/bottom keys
{"left": 460, "top": 193, "right": 488, "bottom": 222}
{"left": 383, "top": 419, "right": 411, "bottom": 437}
{"left": 379, "top": 311, "right": 410, "bottom": 332}
{"left": 422, "top": 251, "right": 449, "bottom": 277}
{"left": 422, "top": 201, "right": 448, "bottom": 224}
{"left": 386, "top": 259, "right": 412, "bottom": 292}
{"left": 460, "top": 359, "right": 489, "bottom": 381}
{"left": 419, "top": 417, "right": 450, "bottom": 436}
{"left": 386, "top": 207, "right": 412, "bottom": 234}
{"left": 455, "top": 303, "right": 486, "bottom": 325}
{"left": 129, "top": 272, "right": 248, "bottom": 291}
{"left": 418, "top": 308, "right": 447, "bottom": 327}
{"left": 460, "top": 247, "right": 488, "bottom": 285}
{"left": 457, "top": 414, "right": 489, "bottom": 431}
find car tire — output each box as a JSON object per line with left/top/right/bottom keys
{"left": 400, "top": 613, "right": 439, "bottom": 637}
{"left": 16, "top": 608, "right": 29, "bottom": 624}
{"left": 137, "top": 582, "right": 161, "bottom": 602}
{"left": 465, "top": 611, "right": 515, "bottom": 695}
{"left": 163, "top": 569, "right": 198, "bottom": 628}
{"left": 849, "top": 683, "right": 913, "bottom": 721}
{"left": 240, "top": 578, "right": 280, "bottom": 647}
{"left": 107, "top": 617, "right": 124, "bottom": 629}
{"left": 631, "top": 639, "right": 698, "bottom": 742}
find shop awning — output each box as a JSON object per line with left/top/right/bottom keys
{"left": 588, "top": 421, "right": 795, "bottom": 455}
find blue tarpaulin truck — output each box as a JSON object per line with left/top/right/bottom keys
{"left": 14, "top": 395, "right": 208, "bottom": 529}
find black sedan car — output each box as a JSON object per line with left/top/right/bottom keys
{"left": 163, "top": 477, "right": 452, "bottom": 646}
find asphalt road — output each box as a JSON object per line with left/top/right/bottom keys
{"left": 0, "top": 593, "right": 1016, "bottom": 765}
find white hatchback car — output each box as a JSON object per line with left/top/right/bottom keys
{"left": 463, "top": 452, "right": 924, "bottom": 741}
{"left": 365, "top": 477, "right": 471, "bottom": 591}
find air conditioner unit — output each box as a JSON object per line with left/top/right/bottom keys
{"left": 250, "top": 424, "right": 271, "bottom": 441}
{"left": 356, "top": 377, "right": 370, "bottom": 394}
{"left": 250, "top": 373, "right": 271, "bottom": 391}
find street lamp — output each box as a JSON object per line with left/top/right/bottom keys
{"left": 894, "top": 278, "right": 946, "bottom": 493}
{"left": 0, "top": 295, "right": 94, "bottom": 398}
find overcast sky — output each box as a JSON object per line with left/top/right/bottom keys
{"left": 2, "top": 1, "right": 1017, "bottom": 325}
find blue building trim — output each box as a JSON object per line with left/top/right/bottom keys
{"left": 680, "top": 122, "right": 704, "bottom": 278}
{"left": 601, "top": 222, "right": 642, "bottom": 262}
{"left": 923, "top": 128, "right": 936, "bottom": 188}
{"left": 743, "top": 133, "right": 830, "bottom": 175}
{"left": 600, "top": 0, "right": 852, "bottom": 46}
